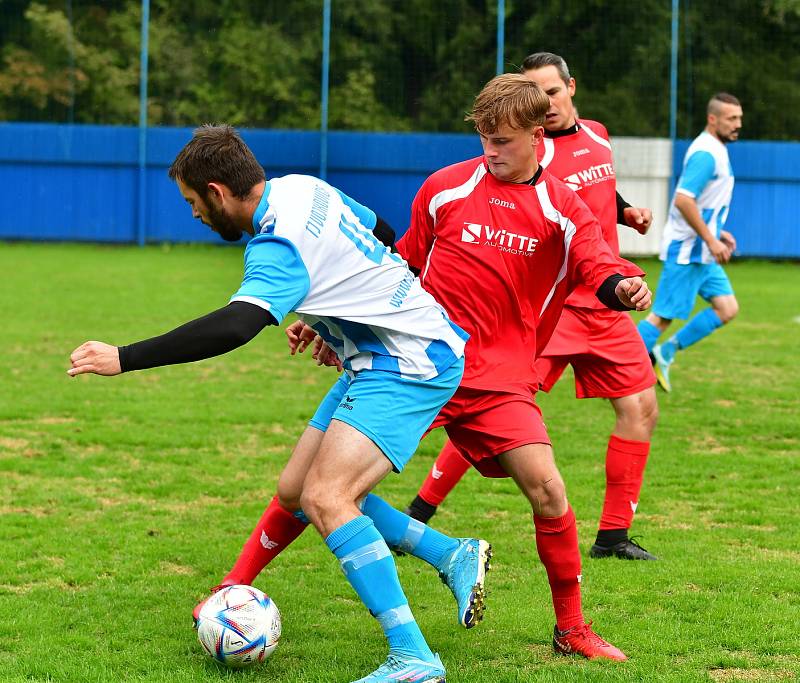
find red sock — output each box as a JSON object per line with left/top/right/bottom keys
{"left": 534, "top": 507, "right": 584, "bottom": 630}
{"left": 222, "top": 496, "right": 308, "bottom": 586}
{"left": 598, "top": 435, "right": 651, "bottom": 531}
{"left": 418, "top": 440, "right": 472, "bottom": 506}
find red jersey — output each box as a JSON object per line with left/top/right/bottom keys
{"left": 537, "top": 120, "right": 620, "bottom": 309}
{"left": 397, "top": 156, "right": 642, "bottom": 394}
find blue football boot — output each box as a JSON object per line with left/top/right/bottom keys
{"left": 351, "top": 653, "right": 446, "bottom": 682}
{"left": 438, "top": 538, "right": 492, "bottom": 628}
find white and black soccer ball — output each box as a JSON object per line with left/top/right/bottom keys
{"left": 196, "top": 584, "right": 281, "bottom": 668}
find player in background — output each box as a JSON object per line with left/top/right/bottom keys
{"left": 405, "top": 53, "right": 659, "bottom": 562}
{"left": 637, "top": 93, "right": 742, "bottom": 392}
{"left": 198, "top": 75, "right": 652, "bottom": 662}
{"left": 67, "top": 124, "right": 483, "bottom": 683}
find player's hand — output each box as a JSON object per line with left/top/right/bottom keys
{"left": 624, "top": 206, "right": 653, "bottom": 235}
{"left": 286, "top": 320, "right": 317, "bottom": 355}
{"left": 67, "top": 341, "right": 122, "bottom": 377}
{"left": 708, "top": 237, "right": 732, "bottom": 264}
{"left": 312, "top": 338, "right": 343, "bottom": 372}
{"left": 615, "top": 276, "right": 651, "bottom": 311}
{"left": 719, "top": 230, "right": 737, "bottom": 253}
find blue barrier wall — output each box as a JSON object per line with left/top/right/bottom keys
{"left": 1, "top": 123, "right": 480, "bottom": 244}
{"left": 3, "top": 123, "right": 799, "bottom": 257}
{"left": 673, "top": 139, "right": 800, "bottom": 258}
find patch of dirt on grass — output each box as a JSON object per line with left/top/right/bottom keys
{"left": 0, "top": 437, "right": 29, "bottom": 451}
{"left": 158, "top": 561, "right": 195, "bottom": 576}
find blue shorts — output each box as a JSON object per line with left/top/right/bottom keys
{"left": 308, "top": 358, "right": 464, "bottom": 473}
{"left": 653, "top": 260, "right": 734, "bottom": 320}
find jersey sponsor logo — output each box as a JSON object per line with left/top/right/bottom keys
{"left": 489, "top": 197, "right": 516, "bottom": 210}
{"left": 461, "top": 222, "right": 539, "bottom": 256}
{"left": 390, "top": 270, "right": 415, "bottom": 309}
{"left": 572, "top": 148, "right": 591, "bottom": 157}
{"left": 305, "top": 184, "right": 330, "bottom": 238}
{"left": 563, "top": 163, "right": 615, "bottom": 191}
{"left": 260, "top": 531, "right": 279, "bottom": 550}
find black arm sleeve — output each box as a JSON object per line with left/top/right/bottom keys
{"left": 373, "top": 215, "right": 397, "bottom": 251}
{"left": 118, "top": 301, "right": 276, "bottom": 372}
{"left": 595, "top": 274, "right": 632, "bottom": 311}
{"left": 616, "top": 191, "right": 632, "bottom": 225}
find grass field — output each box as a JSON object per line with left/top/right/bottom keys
{"left": 1, "top": 243, "right": 798, "bottom": 683}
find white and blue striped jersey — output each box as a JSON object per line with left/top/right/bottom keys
{"left": 660, "top": 131, "right": 735, "bottom": 264}
{"left": 230, "top": 174, "right": 468, "bottom": 380}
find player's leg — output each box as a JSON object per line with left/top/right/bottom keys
{"left": 497, "top": 443, "right": 626, "bottom": 661}
{"left": 570, "top": 311, "right": 659, "bottom": 560}
{"left": 591, "top": 388, "right": 658, "bottom": 560}
{"left": 638, "top": 312, "right": 671, "bottom": 351}
{"left": 646, "top": 261, "right": 706, "bottom": 392}
{"left": 300, "top": 360, "right": 465, "bottom": 681}
{"left": 405, "top": 440, "right": 472, "bottom": 523}
{"left": 192, "top": 375, "right": 349, "bottom": 624}
{"left": 656, "top": 264, "right": 736, "bottom": 375}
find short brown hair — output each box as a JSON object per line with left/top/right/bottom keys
{"left": 465, "top": 74, "right": 549, "bottom": 134}
{"left": 168, "top": 124, "right": 266, "bottom": 200}
{"left": 707, "top": 92, "right": 741, "bottom": 116}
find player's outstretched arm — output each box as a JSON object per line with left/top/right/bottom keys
{"left": 67, "top": 301, "right": 274, "bottom": 377}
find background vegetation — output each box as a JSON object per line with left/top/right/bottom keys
{"left": 1, "top": 0, "right": 799, "bottom": 138}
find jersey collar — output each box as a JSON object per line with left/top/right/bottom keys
{"left": 251, "top": 181, "right": 275, "bottom": 234}
{"left": 545, "top": 121, "right": 580, "bottom": 139}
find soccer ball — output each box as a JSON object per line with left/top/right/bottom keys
{"left": 196, "top": 584, "right": 281, "bottom": 668}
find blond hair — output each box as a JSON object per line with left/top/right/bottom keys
{"left": 466, "top": 74, "right": 549, "bottom": 134}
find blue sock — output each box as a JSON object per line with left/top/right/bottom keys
{"left": 637, "top": 319, "right": 661, "bottom": 352}
{"left": 326, "top": 516, "right": 434, "bottom": 661}
{"left": 361, "top": 494, "right": 459, "bottom": 570}
{"left": 674, "top": 308, "right": 723, "bottom": 351}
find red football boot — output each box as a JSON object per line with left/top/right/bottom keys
{"left": 552, "top": 622, "right": 627, "bottom": 661}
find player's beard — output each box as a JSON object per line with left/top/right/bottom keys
{"left": 207, "top": 204, "right": 243, "bottom": 242}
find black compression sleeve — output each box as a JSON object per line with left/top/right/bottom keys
{"left": 616, "top": 191, "right": 632, "bottom": 225}
{"left": 373, "top": 215, "right": 397, "bottom": 251}
{"left": 595, "top": 274, "right": 632, "bottom": 311}
{"left": 118, "top": 301, "right": 275, "bottom": 372}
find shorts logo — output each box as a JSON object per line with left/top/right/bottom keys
{"left": 338, "top": 395, "right": 356, "bottom": 410}
{"left": 461, "top": 222, "right": 538, "bottom": 256}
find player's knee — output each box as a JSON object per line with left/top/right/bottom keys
{"left": 298, "top": 481, "right": 330, "bottom": 524}
{"left": 639, "top": 389, "right": 659, "bottom": 433}
{"left": 528, "top": 476, "right": 567, "bottom": 516}
{"left": 716, "top": 299, "right": 739, "bottom": 323}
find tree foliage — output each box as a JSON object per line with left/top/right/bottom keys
{"left": 0, "top": 0, "right": 797, "bottom": 139}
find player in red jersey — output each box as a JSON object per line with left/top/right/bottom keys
{"left": 405, "top": 53, "right": 659, "bottom": 562}
{"left": 193, "top": 74, "right": 652, "bottom": 665}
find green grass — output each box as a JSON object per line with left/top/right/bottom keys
{"left": 1, "top": 243, "right": 798, "bottom": 682}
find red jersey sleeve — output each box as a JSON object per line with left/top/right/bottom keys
{"left": 564, "top": 190, "right": 644, "bottom": 297}
{"left": 397, "top": 182, "right": 435, "bottom": 272}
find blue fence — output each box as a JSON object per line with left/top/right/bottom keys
{"left": 3, "top": 123, "right": 800, "bottom": 257}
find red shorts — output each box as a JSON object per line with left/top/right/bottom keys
{"left": 536, "top": 307, "right": 656, "bottom": 399}
{"left": 427, "top": 386, "right": 550, "bottom": 478}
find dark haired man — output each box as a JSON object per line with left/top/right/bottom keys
{"left": 638, "top": 93, "right": 742, "bottom": 392}
{"left": 406, "top": 52, "right": 660, "bottom": 563}
{"left": 68, "top": 124, "right": 480, "bottom": 683}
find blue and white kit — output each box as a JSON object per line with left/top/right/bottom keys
{"left": 230, "top": 175, "right": 468, "bottom": 468}
{"left": 660, "top": 131, "right": 735, "bottom": 265}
